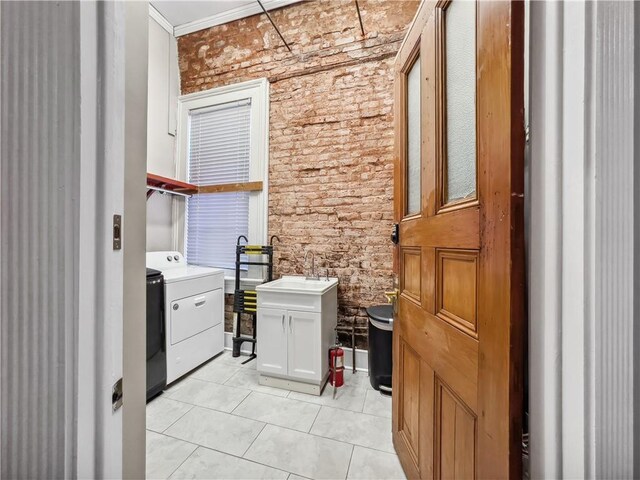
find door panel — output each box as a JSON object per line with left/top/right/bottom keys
{"left": 287, "top": 311, "right": 321, "bottom": 381}
{"left": 436, "top": 249, "right": 478, "bottom": 337}
{"left": 392, "top": 1, "right": 525, "bottom": 478}
{"left": 399, "top": 340, "right": 421, "bottom": 465}
{"left": 400, "top": 298, "right": 478, "bottom": 412}
{"left": 434, "top": 377, "right": 476, "bottom": 479}
{"left": 257, "top": 307, "right": 288, "bottom": 375}
{"left": 402, "top": 248, "right": 423, "bottom": 302}
{"left": 399, "top": 207, "right": 480, "bottom": 249}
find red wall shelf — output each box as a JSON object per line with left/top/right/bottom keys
{"left": 147, "top": 173, "right": 198, "bottom": 199}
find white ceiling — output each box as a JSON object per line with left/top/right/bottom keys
{"left": 152, "top": 1, "right": 252, "bottom": 28}
{"left": 151, "top": 0, "right": 302, "bottom": 37}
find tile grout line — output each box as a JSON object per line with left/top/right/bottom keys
{"left": 307, "top": 404, "right": 323, "bottom": 433}
{"left": 155, "top": 386, "right": 388, "bottom": 422}
{"left": 344, "top": 443, "right": 356, "bottom": 480}
{"left": 241, "top": 421, "right": 353, "bottom": 480}
{"left": 179, "top": 376, "right": 251, "bottom": 393}
{"left": 169, "top": 386, "right": 369, "bottom": 427}
{"left": 148, "top": 369, "right": 395, "bottom": 475}
{"left": 163, "top": 442, "right": 199, "bottom": 480}
{"left": 148, "top": 429, "right": 201, "bottom": 449}
{"left": 154, "top": 429, "right": 271, "bottom": 469}
{"left": 285, "top": 392, "right": 368, "bottom": 413}
{"left": 230, "top": 390, "right": 253, "bottom": 414}
{"left": 189, "top": 361, "right": 242, "bottom": 382}
{"left": 302, "top": 430, "right": 396, "bottom": 456}
{"left": 182, "top": 369, "right": 294, "bottom": 401}
{"left": 162, "top": 403, "right": 394, "bottom": 455}
{"left": 238, "top": 411, "right": 395, "bottom": 456}
{"left": 151, "top": 410, "right": 396, "bottom": 475}
{"left": 158, "top": 402, "right": 195, "bottom": 435}
{"left": 313, "top": 399, "right": 391, "bottom": 420}
{"left": 155, "top": 396, "right": 394, "bottom": 454}
{"left": 160, "top": 403, "right": 392, "bottom": 455}
{"left": 240, "top": 422, "right": 268, "bottom": 458}
{"left": 226, "top": 394, "right": 321, "bottom": 430}
{"left": 229, "top": 384, "right": 293, "bottom": 400}
{"left": 158, "top": 428, "right": 294, "bottom": 478}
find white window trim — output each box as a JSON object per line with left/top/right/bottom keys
{"left": 173, "top": 78, "right": 269, "bottom": 290}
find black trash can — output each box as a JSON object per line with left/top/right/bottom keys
{"left": 367, "top": 304, "right": 394, "bottom": 395}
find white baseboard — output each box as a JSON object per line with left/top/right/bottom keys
{"left": 223, "top": 331, "right": 254, "bottom": 355}
{"left": 342, "top": 347, "right": 369, "bottom": 373}
{"left": 223, "top": 332, "right": 369, "bottom": 372}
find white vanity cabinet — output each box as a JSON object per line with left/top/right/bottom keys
{"left": 257, "top": 308, "right": 321, "bottom": 381}
{"left": 256, "top": 276, "right": 338, "bottom": 395}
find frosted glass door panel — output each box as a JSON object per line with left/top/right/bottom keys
{"left": 406, "top": 56, "right": 421, "bottom": 215}
{"left": 445, "top": 0, "right": 477, "bottom": 203}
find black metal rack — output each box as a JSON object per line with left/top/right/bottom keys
{"left": 232, "top": 235, "right": 279, "bottom": 364}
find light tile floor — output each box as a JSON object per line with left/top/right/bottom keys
{"left": 146, "top": 351, "right": 405, "bottom": 480}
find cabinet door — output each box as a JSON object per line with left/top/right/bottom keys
{"left": 287, "top": 310, "right": 321, "bottom": 382}
{"left": 257, "top": 307, "right": 288, "bottom": 375}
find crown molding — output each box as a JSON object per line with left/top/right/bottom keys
{"left": 149, "top": 4, "right": 174, "bottom": 36}
{"left": 173, "top": 0, "right": 302, "bottom": 37}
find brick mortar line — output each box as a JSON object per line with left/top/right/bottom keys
{"left": 268, "top": 50, "right": 397, "bottom": 84}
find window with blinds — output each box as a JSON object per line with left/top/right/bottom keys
{"left": 185, "top": 99, "right": 252, "bottom": 270}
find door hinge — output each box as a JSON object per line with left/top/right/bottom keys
{"left": 113, "top": 214, "right": 122, "bottom": 250}
{"left": 112, "top": 378, "right": 123, "bottom": 412}
{"left": 391, "top": 223, "right": 399, "bottom": 245}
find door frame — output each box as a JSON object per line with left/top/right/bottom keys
{"left": 529, "top": 1, "right": 640, "bottom": 477}
{"left": 122, "top": 1, "right": 149, "bottom": 479}
{"left": 76, "top": 1, "right": 148, "bottom": 478}
{"left": 0, "top": 1, "right": 147, "bottom": 477}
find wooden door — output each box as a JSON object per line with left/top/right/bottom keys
{"left": 392, "top": 1, "right": 525, "bottom": 478}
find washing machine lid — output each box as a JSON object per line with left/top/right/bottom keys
{"left": 161, "top": 265, "right": 224, "bottom": 283}
{"left": 146, "top": 268, "right": 162, "bottom": 278}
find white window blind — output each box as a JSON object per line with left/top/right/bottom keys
{"left": 185, "top": 99, "right": 251, "bottom": 270}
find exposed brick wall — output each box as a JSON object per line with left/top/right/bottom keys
{"left": 179, "top": 0, "right": 418, "bottom": 349}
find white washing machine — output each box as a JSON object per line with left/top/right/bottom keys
{"left": 146, "top": 251, "right": 225, "bottom": 384}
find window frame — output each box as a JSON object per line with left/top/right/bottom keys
{"left": 174, "top": 78, "right": 269, "bottom": 276}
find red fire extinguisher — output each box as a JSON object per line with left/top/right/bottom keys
{"left": 329, "top": 345, "right": 344, "bottom": 389}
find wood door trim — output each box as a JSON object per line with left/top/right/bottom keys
{"left": 475, "top": 1, "right": 525, "bottom": 477}
{"left": 398, "top": 38, "right": 422, "bottom": 220}
{"left": 423, "top": 13, "right": 437, "bottom": 219}
{"left": 394, "top": 0, "right": 436, "bottom": 223}
{"left": 399, "top": 206, "right": 480, "bottom": 249}
{"left": 395, "top": 1, "right": 436, "bottom": 71}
